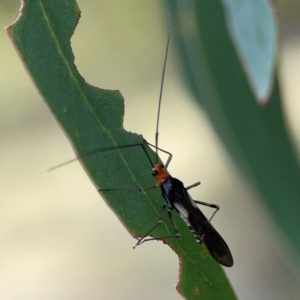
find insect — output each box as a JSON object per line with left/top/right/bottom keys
{"left": 99, "top": 19, "right": 234, "bottom": 267}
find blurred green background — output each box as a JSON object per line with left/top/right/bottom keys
{"left": 1, "top": 0, "right": 300, "bottom": 299}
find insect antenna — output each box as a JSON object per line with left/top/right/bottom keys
{"left": 155, "top": 15, "right": 171, "bottom": 164}
{"left": 49, "top": 15, "right": 172, "bottom": 173}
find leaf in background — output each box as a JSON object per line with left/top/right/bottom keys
{"left": 220, "top": 0, "right": 277, "bottom": 104}
{"left": 7, "top": 0, "right": 236, "bottom": 299}
{"left": 167, "top": 0, "right": 300, "bottom": 263}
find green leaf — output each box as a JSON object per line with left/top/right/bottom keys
{"left": 220, "top": 0, "right": 277, "bottom": 103}
{"left": 7, "top": 0, "right": 236, "bottom": 299}
{"left": 167, "top": 0, "right": 300, "bottom": 262}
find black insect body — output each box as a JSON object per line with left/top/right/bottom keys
{"left": 165, "top": 179, "right": 233, "bottom": 267}
{"left": 138, "top": 164, "right": 233, "bottom": 267}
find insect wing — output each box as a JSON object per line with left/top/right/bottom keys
{"left": 184, "top": 193, "right": 233, "bottom": 267}
{"left": 200, "top": 220, "right": 234, "bottom": 267}
{"left": 168, "top": 182, "right": 233, "bottom": 267}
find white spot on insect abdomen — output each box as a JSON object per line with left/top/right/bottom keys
{"left": 174, "top": 202, "right": 189, "bottom": 219}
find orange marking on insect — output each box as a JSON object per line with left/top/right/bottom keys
{"left": 152, "top": 164, "right": 169, "bottom": 186}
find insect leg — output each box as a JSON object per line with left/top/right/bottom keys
{"left": 99, "top": 184, "right": 158, "bottom": 192}
{"left": 185, "top": 181, "right": 201, "bottom": 190}
{"left": 143, "top": 139, "right": 173, "bottom": 171}
{"left": 49, "top": 140, "right": 154, "bottom": 172}
{"left": 166, "top": 208, "right": 180, "bottom": 238}
{"left": 184, "top": 182, "right": 219, "bottom": 221}
{"left": 133, "top": 204, "right": 180, "bottom": 248}
{"left": 99, "top": 139, "right": 175, "bottom": 192}
{"left": 88, "top": 141, "right": 157, "bottom": 191}
{"left": 194, "top": 200, "right": 220, "bottom": 222}
{"left": 133, "top": 203, "right": 167, "bottom": 248}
